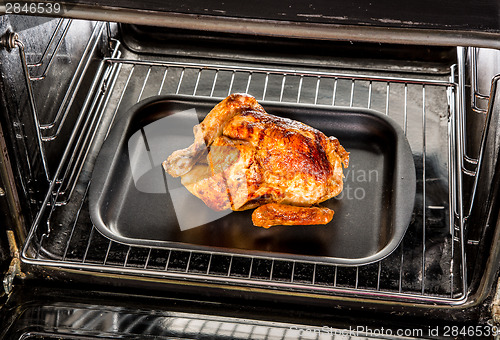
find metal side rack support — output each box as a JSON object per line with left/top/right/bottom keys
{"left": 470, "top": 47, "right": 490, "bottom": 115}
{"left": 1, "top": 21, "right": 109, "bottom": 182}
{"left": 40, "top": 22, "right": 106, "bottom": 140}
{"left": 26, "top": 18, "right": 73, "bottom": 81}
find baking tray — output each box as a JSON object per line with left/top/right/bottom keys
{"left": 89, "top": 95, "right": 416, "bottom": 265}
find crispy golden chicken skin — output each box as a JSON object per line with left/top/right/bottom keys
{"left": 163, "top": 93, "right": 349, "bottom": 228}
{"left": 252, "top": 203, "right": 335, "bottom": 228}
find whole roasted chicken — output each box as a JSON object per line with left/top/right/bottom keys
{"left": 163, "top": 93, "right": 349, "bottom": 228}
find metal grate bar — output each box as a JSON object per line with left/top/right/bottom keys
{"left": 206, "top": 253, "right": 213, "bottom": 275}
{"left": 159, "top": 67, "right": 169, "bottom": 95}
{"left": 123, "top": 246, "right": 131, "bottom": 267}
{"left": 227, "top": 71, "right": 235, "bottom": 96}
{"left": 404, "top": 84, "right": 408, "bottom": 134}
{"left": 367, "top": 81, "right": 372, "bottom": 109}
{"left": 269, "top": 259, "right": 275, "bottom": 280}
{"left": 165, "top": 249, "right": 172, "bottom": 271}
{"left": 82, "top": 227, "right": 95, "bottom": 263}
{"left": 262, "top": 72, "right": 269, "bottom": 100}
{"left": 211, "top": 70, "right": 219, "bottom": 97}
{"left": 349, "top": 80, "right": 355, "bottom": 107}
{"left": 421, "top": 85, "right": 427, "bottom": 295}
{"left": 385, "top": 82, "right": 390, "bottom": 115}
{"left": 332, "top": 78, "right": 338, "bottom": 105}
{"left": 144, "top": 248, "right": 152, "bottom": 269}
{"left": 314, "top": 77, "right": 320, "bottom": 105}
{"left": 245, "top": 72, "right": 252, "bottom": 94}
{"left": 297, "top": 75, "right": 303, "bottom": 103}
{"left": 62, "top": 181, "right": 91, "bottom": 261}
{"left": 469, "top": 47, "right": 489, "bottom": 115}
{"left": 138, "top": 67, "right": 152, "bottom": 102}
{"left": 227, "top": 255, "right": 234, "bottom": 276}
{"left": 448, "top": 65, "right": 457, "bottom": 298}
{"left": 333, "top": 266, "right": 338, "bottom": 287}
{"left": 103, "top": 240, "right": 112, "bottom": 265}
{"left": 279, "top": 75, "right": 286, "bottom": 102}
{"left": 312, "top": 264, "right": 317, "bottom": 285}
{"left": 176, "top": 68, "right": 185, "bottom": 95}
{"left": 377, "top": 262, "right": 382, "bottom": 291}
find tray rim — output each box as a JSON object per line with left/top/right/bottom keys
{"left": 89, "top": 94, "right": 416, "bottom": 266}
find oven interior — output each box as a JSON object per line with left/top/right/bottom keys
{"left": 0, "top": 14, "right": 500, "bottom": 337}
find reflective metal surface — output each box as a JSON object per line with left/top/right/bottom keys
{"left": 7, "top": 302, "right": 423, "bottom": 340}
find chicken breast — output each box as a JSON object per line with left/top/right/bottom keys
{"left": 163, "top": 93, "right": 349, "bottom": 228}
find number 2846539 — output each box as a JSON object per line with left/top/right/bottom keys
{"left": 5, "top": 2, "right": 62, "bottom": 14}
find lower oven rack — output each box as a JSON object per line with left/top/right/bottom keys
{"left": 18, "top": 29, "right": 472, "bottom": 304}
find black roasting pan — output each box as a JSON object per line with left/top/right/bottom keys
{"left": 89, "top": 95, "right": 416, "bottom": 265}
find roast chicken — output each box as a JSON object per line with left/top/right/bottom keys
{"left": 163, "top": 93, "right": 349, "bottom": 228}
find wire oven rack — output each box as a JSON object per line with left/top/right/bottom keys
{"left": 14, "top": 20, "right": 489, "bottom": 305}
